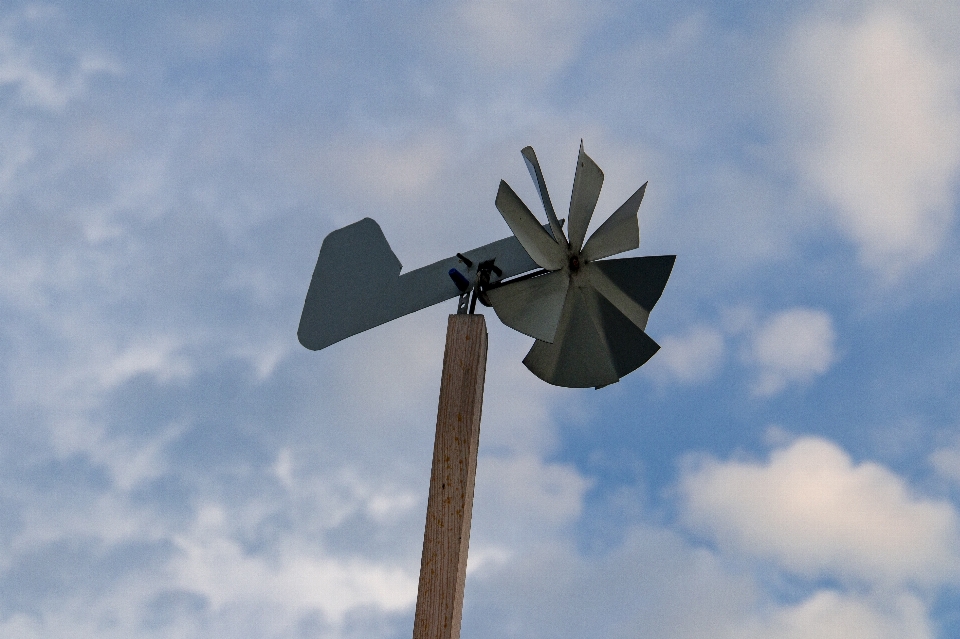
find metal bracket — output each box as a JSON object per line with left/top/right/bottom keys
{"left": 452, "top": 254, "right": 474, "bottom": 314}
{"left": 450, "top": 253, "right": 505, "bottom": 315}
{"left": 456, "top": 289, "right": 471, "bottom": 314}
{"left": 468, "top": 259, "right": 502, "bottom": 314}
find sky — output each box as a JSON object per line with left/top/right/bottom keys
{"left": 1, "top": 0, "right": 960, "bottom": 637}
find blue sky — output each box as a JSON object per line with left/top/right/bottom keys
{"left": 2, "top": 0, "right": 960, "bottom": 637}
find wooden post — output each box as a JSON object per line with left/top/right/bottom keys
{"left": 412, "top": 314, "right": 487, "bottom": 639}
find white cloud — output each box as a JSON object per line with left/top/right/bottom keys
{"left": 747, "top": 307, "right": 836, "bottom": 395}
{"left": 2, "top": 491, "right": 420, "bottom": 639}
{"left": 474, "top": 322, "right": 567, "bottom": 455}
{"left": 781, "top": 8, "right": 960, "bottom": 273}
{"left": 476, "top": 455, "right": 589, "bottom": 528}
{"left": 0, "top": 9, "right": 120, "bottom": 111}
{"left": 231, "top": 339, "right": 290, "bottom": 382}
{"left": 170, "top": 504, "right": 418, "bottom": 620}
{"left": 465, "top": 535, "right": 750, "bottom": 639}
{"left": 470, "top": 453, "right": 591, "bottom": 559}
{"left": 651, "top": 325, "right": 725, "bottom": 383}
{"left": 650, "top": 307, "right": 834, "bottom": 394}
{"left": 313, "top": 133, "right": 454, "bottom": 205}
{"left": 437, "top": 0, "right": 600, "bottom": 80}
{"left": 464, "top": 520, "right": 941, "bottom": 639}
{"left": 930, "top": 440, "right": 960, "bottom": 485}
{"left": 741, "top": 590, "right": 933, "bottom": 639}
{"left": 680, "top": 436, "right": 960, "bottom": 586}
{"left": 97, "top": 338, "right": 192, "bottom": 390}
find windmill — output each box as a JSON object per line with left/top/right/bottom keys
{"left": 298, "top": 143, "right": 674, "bottom": 639}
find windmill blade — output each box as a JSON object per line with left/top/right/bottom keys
{"left": 588, "top": 286, "right": 661, "bottom": 379}
{"left": 583, "top": 262, "right": 650, "bottom": 331}
{"left": 496, "top": 180, "right": 566, "bottom": 271}
{"left": 299, "top": 218, "right": 542, "bottom": 351}
{"left": 567, "top": 142, "right": 604, "bottom": 253}
{"left": 486, "top": 270, "right": 570, "bottom": 343}
{"left": 522, "top": 286, "right": 619, "bottom": 388}
{"left": 580, "top": 182, "right": 645, "bottom": 262}
{"left": 523, "top": 283, "right": 661, "bottom": 388}
{"left": 592, "top": 255, "right": 676, "bottom": 313}
{"left": 521, "top": 146, "right": 567, "bottom": 246}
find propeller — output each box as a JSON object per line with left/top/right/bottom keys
{"left": 486, "top": 143, "right": 674, "bottom": 388}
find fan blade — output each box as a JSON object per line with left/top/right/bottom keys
{"left": 522, "top": 286, "right": 619, "bottom": 388}
{"left": 588, "top": 284, "right": 661, "bottom": 378}
{"left": 567, "top": 141, "right": 604, "bottom": 254}
{"left": 583, "top": 262, "right": 650, "bottom": 330}
{"left": 592, "top": 255, "right": 676, "bottom": 313}
{"left": 523, "top": 281, "right": 662, "bottom": 387}
{"left": 486, "top": 270, "right": 570, "bottom": 343}
{"left": 521, "top": 146, "right": 568, "bottom": 246}
{"left": 495, "top": 180, "right": 566, "bottom": 271}
{"left": 580, "top": 182, "right": 645, "bottom": 262}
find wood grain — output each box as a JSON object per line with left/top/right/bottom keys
{"left": 412, "top": 314, "right": 488, "bottom": 639}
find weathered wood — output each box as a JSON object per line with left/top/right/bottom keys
{"left": 413, "top": 314, "right": 487, "bottom": 639}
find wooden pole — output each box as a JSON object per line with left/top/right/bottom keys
{"left": 412, "top": 314, "right": 487, "bottom": 639}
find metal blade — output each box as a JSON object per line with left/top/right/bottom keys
{"left": 522, "top": 286, "right": 619, "bottom": 388}
{"left": 299, "top": 217, "right": 543, "bottom": 351}
{"left": 521, "top": 146, "right": 567, "bottom": 247}
{"left": 522, "top": 278, "right": 662, "bottom": 388}
{"left": 592, "top": 255, "right": 676, "bottom": 313}
{"left": 583, "top": 262, "right": 650, "bottom": 330}
{"left": 580, "top": 182, "right": 645, "bottom": 262}
{"left": 487, "top": 270, "right": 570, "bottom": 343}
{"left": 588, "top": 285, "right": 661, "bottom": 379}
{"left": 495, "top": 180, "right": 566, "bottom": 271}
{"left": 567, "top": 141, "right": 604, "bottom": 254}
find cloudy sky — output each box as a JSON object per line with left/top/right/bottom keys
{"left": 2, "top": 0, "right": 960, "bottom": 637}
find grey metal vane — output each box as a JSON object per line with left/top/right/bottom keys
{"left": 298, "top": 143, "right": 674, "bottom": 388}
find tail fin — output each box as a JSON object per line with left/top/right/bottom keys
{"left": 298, "top": 218, "right": 404, "bottom": 350}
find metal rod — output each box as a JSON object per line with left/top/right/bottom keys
{"left": 483, "top": 267, "right": 549, "bottom": 291}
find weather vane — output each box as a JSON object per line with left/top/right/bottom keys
{"left": 298, "top": 143, "right": 674, "bottom": 639}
